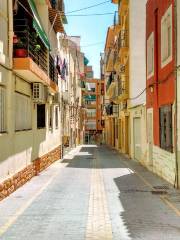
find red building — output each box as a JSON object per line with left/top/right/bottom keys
{"left": 146, "top": 0, "right": 176, "bottom": 184}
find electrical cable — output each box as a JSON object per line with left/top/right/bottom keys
{"left": 66, "top": 0, "right": 111, "bottom": 14}
{"left": 66, "top": 12, "right": 114, "bottom": 17}
{"left": 81, "top": 42, "right": 105, "bottom": 48}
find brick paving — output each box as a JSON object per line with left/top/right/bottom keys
{"left": 0, "top": 145, "right": 179, "bottom": 239}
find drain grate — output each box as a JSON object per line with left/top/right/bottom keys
{"left": 153, "top": 185, "right": 169, "bottom": 190}
{"left": 151, "top": 190, "right": 167, "bottom": 195}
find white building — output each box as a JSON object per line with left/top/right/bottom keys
{"left": 128, "top": 0, "right": 147, "bottom": 165}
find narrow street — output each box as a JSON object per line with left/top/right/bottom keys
{"left": 0, "top": 145, "right": 179, "bottom": 240}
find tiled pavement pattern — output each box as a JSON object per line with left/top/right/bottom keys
{"left": 86, "top": 149, "right": 113, "bottom": 240}
{"left": 0, "top": 145, "right": 179, "bottom": 239}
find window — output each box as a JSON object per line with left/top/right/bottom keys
{"left": 87, "top": 109, "right": 96, "bottom": 117}
{"left": 0, "top": 1, "right": 8, "bottom": 55}
{"left": 86, "top": 120, "right": 96, "bottom": 130}
{"left": 147, "top": 32, "right": 154, "bottom": 78}
{"left": 49, "top": 105, "right": 53, "bottom": 129}
{"left": 37, "top": 104, "right": 45, "bottom": 129}
{"left": 161, "top": 5, "right": 172, "bottom": 67}
{"left": 15, "top": 92, "right": 31, "bottom": 131}
{"left": 0, "top": 86, "right": 6, "bottom": 133}
{"left": 160, "top": 105, "right": 173, "bottom": 152}
{"left": 55, "top": 106, "right": 59, "bottom": 129}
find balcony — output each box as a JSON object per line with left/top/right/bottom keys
{"left": 105, "top": 49, "right": 115, "bottom": 72}
{"left": 49, "top": 0, "right": 67, "bottom": 30}
{"left": 50, "top": 0, "right": 65, "bottom": 12}
{"left": 118, "top": 30, "right": 128, "bottom": 57}
{"left": 117, "top": 76, "right": 129, "bottom": 102}
{"left": 13, "top": 19, "right": 58, "bottom": 92}
{"left": 106, "top": 73, "right": 116, "bottom": 98}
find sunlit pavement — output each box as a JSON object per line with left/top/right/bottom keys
{"left": 0, "top": 145, "right": 180, "bottom": 240}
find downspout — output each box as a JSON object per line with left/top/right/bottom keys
{"left": 8, "top": 0, "right": 13, "bottom": 68}
{"left": 174, "top": 0, "right": 179, "bottom": 188}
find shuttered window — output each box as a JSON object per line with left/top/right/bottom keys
{"left": 0, "top": 1, "right": 8, "bottom": 55}
{"left": 15, "top": 93, "right": 32, "bottom": 131}
{"left": 160, "top": 105, "right": 173, "bottom": 152}
{"left": 0, "top": 86, "right": 6, "bottom": 133}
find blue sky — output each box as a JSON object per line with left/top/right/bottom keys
{"left": 64, "top": 0, "right": 117, "bottom": 78}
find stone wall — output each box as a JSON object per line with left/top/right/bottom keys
{"left": 0, "top": 146, "right": 61, "bottom": 201}
{"left": 152, "top": 145, "right": 176, "bottom": 185}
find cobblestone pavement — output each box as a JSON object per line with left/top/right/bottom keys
{"left": 0, "top": 145, "right": 180, "bottom": 239}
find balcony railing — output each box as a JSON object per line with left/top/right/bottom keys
{"left": 106, "top": 73, "right": 114, "bottom": 91}
{"left": 51, "top": 0, "right": 65, "bottom": 12}
{"left": 117, "top": 79, "right": 128, "bottom": 96}
{"left": 49, "top": 54, "right": 58, "bottom": 85}
{"left": 13, "top": 19, "right": 48, "bottom": 73}
{"left": 118, "top": 30, "right": 128, "bottom": 51}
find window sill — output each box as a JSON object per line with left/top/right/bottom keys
{"left": 0, "top": 131, "right": 8, "bottom": 136}
{"left": 15, "top": 129, "right": 32, "bottom": 133}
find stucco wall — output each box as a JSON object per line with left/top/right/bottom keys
{"left": 0, "top": 72, "right": 61, "bottom": 182}
{"left": 129, "top": 105, "right": 147, "bottom": 164}
{"left": 129, "top": 0, "right": 146, "bottom": 107}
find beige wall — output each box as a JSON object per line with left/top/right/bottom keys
{"left": 0, "top": 73, "right": 61, "bottom": 182}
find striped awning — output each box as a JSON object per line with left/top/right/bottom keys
{"left": 28, "top": 0, "right": 50, "bottom": 49}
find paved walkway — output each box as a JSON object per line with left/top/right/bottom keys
{"left": 0, "top": 145, "right": 180, "bottom": 240}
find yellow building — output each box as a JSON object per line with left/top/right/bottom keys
{"left": 104, "top": 0, "right": 129, "bottom": 154}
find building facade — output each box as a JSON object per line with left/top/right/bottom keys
{"left": 0, "top": 0, "right": 66, "bottom": 200}
{"left": 146, "top": 0, "right": 176, "bottom": 185}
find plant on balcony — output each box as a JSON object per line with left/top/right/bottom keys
{"left": 31, "top": 32, "right": 41, "bottom": 53}
{"left": 14, "top": 38, "right": 27, "bottom": 58}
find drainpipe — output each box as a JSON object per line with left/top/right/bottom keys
{"left": 8, "top": 0, "right": 13, "bottom": 68}
{"left": 174, "top": 0, "right": 179, "bottom": 188}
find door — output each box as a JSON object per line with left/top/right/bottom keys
{"left": 133, "top": 118, "right": 141, "bottom": 161}
{"left": 147, "top": 112, "right": 153, "bottom": 166}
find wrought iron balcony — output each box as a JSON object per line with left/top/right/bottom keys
{"left": 51, "top": 0, "right": 65, "bottom": 12}
{"left": 117, "top": 78, "right": 128, "bottom": 97}
{"left": 49, "top": 54, "right": 58, "bottom": 85}
{"left": 106, "top": 73, "right": 114, "bottom": 91}
{"left": 13, "top": 19, "right": 48, "bottom": 73}
{"left": 118, "top": 30, "right": 128, "bottom": 51}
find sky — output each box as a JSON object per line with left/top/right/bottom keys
{"left": 64, "top": 0, "right": 117, "bottom": 78}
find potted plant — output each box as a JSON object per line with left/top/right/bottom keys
{"left": 14, "top": 38, "right": 27, "bottom": 58}
{"left": 31, "top": 32, "right": 41, "bottom": 53}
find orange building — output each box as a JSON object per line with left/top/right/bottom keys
{"left": 82, "top": 66, "right": 104, "bottom": 144}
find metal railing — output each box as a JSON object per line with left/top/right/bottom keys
{"left": 51, "top": 0, "right": 65, "bottom": 12}
{"left": 106, "top": 73, "right": 114, "bottom": 91}
{"left": 49, "top": 54, "right": 58, "bottom": 84}
{"left": 118, "top": 30, "right": 128, "bottom": 51}
{"left": 13, "top": 19, "right": 48, "bottom": 73}
{"left": 117, "top": 78, "right": 128, "bottom": 96}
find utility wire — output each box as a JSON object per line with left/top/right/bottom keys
{"left": 66, "top": 0, "right": 110, "bottom": 14}
{"left": 66, "top": 12, "right": 114, "bottom": 17}
{"left": 81, "top": 42, "right": 105, "bottom": 48}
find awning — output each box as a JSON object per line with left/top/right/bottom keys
{"left": 28, "top": 0, "right": 50, "bottom": 50}
{"left": 48, "top": 8, "right": 65, "bottom": 33}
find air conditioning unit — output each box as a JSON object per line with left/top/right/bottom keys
{"left": 32, "top": 83, "right": 46, "bottom": 103}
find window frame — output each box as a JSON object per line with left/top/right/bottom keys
{"left": 147, "top": 32, "right": 154, "bottom": 79}
{"left": 161, "top": 5, "right": 173, "bottom": 68}
{"left": 0, "top": 85, "right": 6, "bottom": 133}
{"left": 15, "top": 92, "right": 32, "bottom": 132}
{"left": 37, "top": 104, "right": 46, "bottom": 129}
{"left": 159, "top": 105, "right": 173, "bottom": 153}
